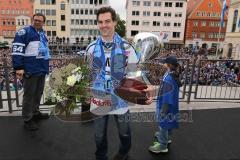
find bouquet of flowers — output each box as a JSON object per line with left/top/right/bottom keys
{"left": 48, "top": 60, "right": 90, "bottom": 117}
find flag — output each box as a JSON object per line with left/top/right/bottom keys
{"left": 238, "top": 18, "right": 240, "bottom": 28}
{"left": 220, "top": 0, "right": 227, "bottom": 28}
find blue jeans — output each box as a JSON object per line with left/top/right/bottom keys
{"left": 157, "top": 127, "right": 172, "bottom": 150}
{"left": 94, "top": 111, "right": 131, "bottom": 160}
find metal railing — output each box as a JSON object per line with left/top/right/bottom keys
{"left": 1, "top": 55, "right": 240, "bottom": 113}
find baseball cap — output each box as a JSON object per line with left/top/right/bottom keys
{"left": 161, "top": 56, "right": 178, "bottom": 66}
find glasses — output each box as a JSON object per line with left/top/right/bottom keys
{"left": 33, "top": 19, "right": 44, "bottom": 23}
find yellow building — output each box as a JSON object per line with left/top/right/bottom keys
{"left": 33, "top": 0, "right": 70, "bottom": 41}
{"left": 223, "top": 0, "right": 240, "bottom": 59}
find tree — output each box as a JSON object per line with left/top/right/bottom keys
{"left": 115, "top": 14, "right": 126, "bottom": 38}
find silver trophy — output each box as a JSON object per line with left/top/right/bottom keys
{"left": 132, "top": 32, "right": 165, "bottom": 85}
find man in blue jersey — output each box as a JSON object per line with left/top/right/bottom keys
{"left": 12, "top": 13, "right": 50, "bottom": 131}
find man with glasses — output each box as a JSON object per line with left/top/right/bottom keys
{"left": 12, "top": 13, "right": 50, "bottom": 131}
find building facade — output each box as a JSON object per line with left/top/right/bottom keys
{"left": 0, "top": 0, "right": 34, "bottom": 43}
{"left": 126, "top": 0, "right": 187, "bottom": 48}
{"left": 223, "top": 0, "right": 240, "bottom": 59}
{"left": 33, "top": 0, "right": 70, "bottom": 42}
{"left": 185, "top": 0, "right": 230, "bottom": 50}
{"left": 69, "top": 0, "right": 109, "bottom": 43}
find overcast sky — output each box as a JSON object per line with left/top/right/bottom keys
{"left": 109, "top": 0, "right": 126, "bottom": 20}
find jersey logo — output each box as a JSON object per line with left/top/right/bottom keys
{"left": 17, "top": 29, "right": 26, "bottom": 36}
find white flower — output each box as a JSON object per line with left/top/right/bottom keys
{"left": 75, "top": 73, "right": 83, "bottom": 82}
{"left": 66, "top": 75, "right": 77, "bottom": 86}
{"left": 71, "top": 67, "right": 81, "bottom": 74}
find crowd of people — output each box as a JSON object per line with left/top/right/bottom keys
{"left": 1, "top": 46, "right": 240, "bottom": 91}
{"left": 0, "top": 48, "right": 82, "bottom": 91}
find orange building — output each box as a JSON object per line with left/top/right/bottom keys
{"left": 185, "top": 0, "right": 230, "bottom": 49}
{"left": 0, "top": 0, "right": 33, "bottom": 42}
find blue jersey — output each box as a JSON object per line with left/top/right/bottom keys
{"left": 157, "top": 72, "right": 179, "bottom": 129}
{"left": 12, "top": 25, "right": 50, "bottom": 76}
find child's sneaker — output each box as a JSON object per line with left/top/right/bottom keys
{"left": 148, "top": 142, "right": 168, "bottom": 154}
{"left": 154, "top": 131, "right": 172, "bottom": 144}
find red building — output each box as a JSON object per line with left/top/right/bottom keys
{"left": 0, "top": 0, "right": 33, "bottom": 42}
{"left": 185, "top": 0, "right": 230, "bottom": 49}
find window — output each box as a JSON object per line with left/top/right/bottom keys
{"left": 46, "top": 20, "right": 51, "bottom": 26}
{"left": 85, "top": 9, "right": 88, "bottom": 14}
{"left": 131, "top": 30, "right": 139, "bottom": 36}
{"left": 47, "top": 31, "right": 51, "bottom": 36}
{"left": 52, "top": 20, "right": 56, "bottom": 26}
{"left": 173, "top": 32, "right": 180, "bottom": 38}
{"left": 90, "top": 9, "right": 93, "bottom": 15}
{"left": 46, "top": 9, "right": 51, "bottom": 15}
{"left": 232, "top": 10, "right": 238, "bottom": 32}
{"left": 85, "top": 19, "right": 88, "bottom": 25}
{"left": 76, "top": 19, "right": 79, "bottom": 25}
{"left": 143, "top": 11, "right": 150, "bottom": 16}
{"left": 80, "top": 20, "right": 84, "bottom": 25}
{"left": 132, "top": 1, "right": 140, "bottom": 6}
{"left": 193, "top": 21, "right": 198, "bottom": 27}
{"left": 61, "top": 15, "right": 65, "bottom": 21}
{"left": 52, "top": 31, "right": 56, "bottom": 36}
{"left": 132, "top": 11, "right": 140, "bottom": 16}
{"left": 174, "top": 22, "right": 181, "bottom": 27}
{"left": 46, "top": 0, "right": 51, "bottom": 4}
{"left": 52, "top": 10, "right": 56, "bottom": 15}
{"left": 164, "top": 12, "right": 171, "bottom": 17}
{"left": 41, "top": 9, "right": 45, "bottom": 15}
{"left": 61, "top": 3, "right": 65, "bottom": 10}
{"left": 201, "top": 21, "right": 206, "bottom": 26}
{"left": 143, "top": 1, "right": 151, "bottom": 6}
{"left": 163, "top": 22, "right": 171, "bottom": 26}
{"left": 61, "top": 25, "right": 65, "bottom": 31}
{"left": 176, "top": 2, "right": 183, "bottom": 7}
{"left": 40, "top": 0, "right": 45, "bottom": 4}
{"left": 209, "top": 22, "right": 215, "bottom": 27}
{"left": 192, "top": 32, "right": 197, "bottom": 38}
{"left": 71, "top": 9, "right": 74, "bottom": 14}
{"left": 165, "top": 2, "right": 172, "bottom": 7}
{"left": 208, "top": 2, "right": 213, "bottom": 7}
{"left": 175, "top": 12, "right": 182, "bottom": 17}
{"left": 153, "top": 12, "right": 161, "bottom": 16}
{"left": 71, "top": 19, "right": 74, "bottom": 25}
{"left": 132, "top": 20, "right": 139, "bottom": 25}
{"left": 80, "top": 9, "right": 84, "bottom": 15}
{"left": 154, "top": 1, "right": 161, "bottom": 6}
{"left": 89, "top": 20, "right": 93, "bottom": 25}
{"left": 76, "top": 9, "right": 79, "bottom": 14}
{"left": 153, "top": 21, "right": 160, "bottom": 26}
{"left": 200, "top": 32, "right": 205, "bottom": 38}
{"left": 142, "top": 21, "right": 150, "bottom": 26}
{"left": 51, "top": 0, "right": 56, "bottom": 4}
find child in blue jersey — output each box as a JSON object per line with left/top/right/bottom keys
{"left": 149, "top": 56, "right": 182, "bottom": 154}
